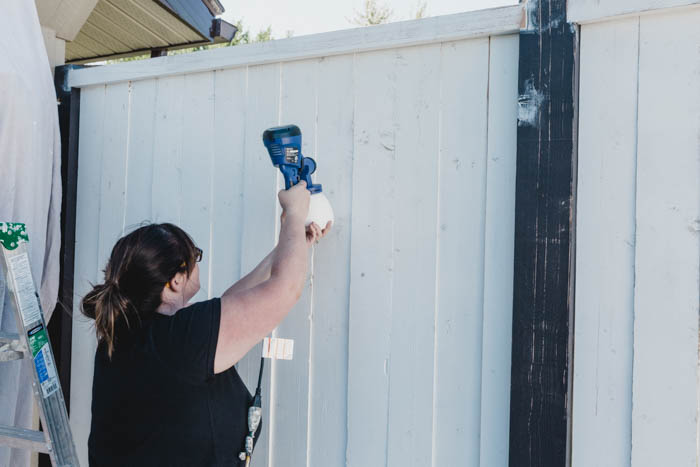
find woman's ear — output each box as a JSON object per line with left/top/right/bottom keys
{"left": 167, "top": 271, "right": 187, "bottom": 293}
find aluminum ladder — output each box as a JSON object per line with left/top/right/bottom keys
{"left": 0, "top": 222, "right": 79, "bottom": 466}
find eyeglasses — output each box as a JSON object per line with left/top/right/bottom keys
{"left": 175, "top": 247, "right": 204, "bottom": 269}
{"left": 179, "top": 247, "right": 203, "bottom": 269}
{"left": 166, "top": 247, "right": 203, "bottom": 290}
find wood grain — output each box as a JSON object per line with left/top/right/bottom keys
{"left": 631, "top": 9, "right": 700, "bottom": 466}
{"left": 572, "top": 17, "right": 639, "bottom": 467}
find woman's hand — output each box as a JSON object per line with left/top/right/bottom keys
{"left": 305, "top": 220, "right": 332, "bottom": 246}
{"left": 281, "top": 211, "right": 332, "bottom": 247}
{"left": 278, "top": 180, "right": 310, "bottom": 222}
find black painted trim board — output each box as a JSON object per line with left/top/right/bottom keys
{"left": 509, "top": 0, "right": 579, "bottom": 466}
{"left": 51, "top": 65, "right": 81, "bottom": 414}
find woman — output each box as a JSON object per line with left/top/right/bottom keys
{"left": 82, "top": 181, "right": 331, "bottom": 466}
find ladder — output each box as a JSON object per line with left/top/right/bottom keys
{"left": 0, "top": 222, "right": 79, "bottom": 466}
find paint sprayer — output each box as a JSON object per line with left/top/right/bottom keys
{"left": 238, "top": 125, "right": 334, "bottom": 466}
{"left": 263, "top": 124, "right": 334, "bottom": 228}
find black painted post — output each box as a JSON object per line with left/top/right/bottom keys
{"left": 509, "top": 0, "right": 579, "bottom": 466}
{"left": 51, "top": 65, "right": 81, "bottom": 414}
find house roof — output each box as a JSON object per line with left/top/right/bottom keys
{"left": 65, "top": 0, "right": 235, "bottom": 63}
{"left": 156, "top": 0, "right": 222, "bottom": 39}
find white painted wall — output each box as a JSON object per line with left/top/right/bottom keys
{"left": 69, "top": 9, "right": 521, "bottom": 467}
{"left": 573, "top": 6, "right": 700, "bottom": 467}
{"left": 35, "top": 0, "right": 98, "bottom": 41}
{"left": 40, "top": 26, "right": 66, "bottom": 72}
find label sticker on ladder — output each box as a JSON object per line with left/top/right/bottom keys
{"left": 262, "top": 337, "right": 294, "bottom": 360}
{"left": 28, "top": 324, "right": 59, "bottom": 398}
{"left": 8, "top": 253, "right": 42, "bottom": 327}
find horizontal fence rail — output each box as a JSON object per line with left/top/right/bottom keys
{"left": 567, "top": 0, "right": 700, "bottom": 23}
{"left": 67, "top": 5, "right": 524, "bottom": 88}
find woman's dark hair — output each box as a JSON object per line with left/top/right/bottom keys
{"left": 81, "top": 223, "right": 200, "bottom": 359}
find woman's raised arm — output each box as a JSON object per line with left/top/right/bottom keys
{"left": 214, "top": 182, "right": 310, "bottom": 373}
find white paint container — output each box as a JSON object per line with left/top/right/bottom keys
{"left": 306, "top": 192, "right": 334, "bottom": 228}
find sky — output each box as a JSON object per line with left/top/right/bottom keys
{"left": 219, "top": 0, "right": 519, "bottom": 39}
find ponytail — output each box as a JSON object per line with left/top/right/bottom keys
{"left": 81, "top": 281, "right": 137, "bottom": 359}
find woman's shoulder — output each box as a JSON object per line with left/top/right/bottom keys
{"left": 154, "top": 296, "right": 221, "bottom": 320}
{"left": 180, "top": 296, "right": 221, "bottom": 314}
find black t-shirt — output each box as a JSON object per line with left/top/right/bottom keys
{"left": 88, "top": 297, "right": 261, "bottom": 466}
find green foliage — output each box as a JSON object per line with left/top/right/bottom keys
{"left": 105, "top": 53, "right": 150, "bottom": 64}
{"left": 413, "top": 1, "right": 428, "bottom": 19}
{"left": 348, "top": 0, "right": 430, "bottom": 26}
{"left": 255, "top": 26, "right": 273, "bottom": 42}
{"left": 349, "top": 0, "right": 394, "bottom": 26}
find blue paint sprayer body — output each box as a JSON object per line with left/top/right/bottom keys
{"left": 263, "top": 124, "right": 323, "bottom": 193}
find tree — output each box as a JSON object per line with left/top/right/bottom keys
{"left": 254, "top": 26, "right": 273, "bottom": 42}
{"left": 412, "top": 1, "right": 428, "bottom": 19}
{"left": 349, "top": 0, "right": 394, "bottom": 26}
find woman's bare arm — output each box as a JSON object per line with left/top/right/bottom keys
{"left": 223, "top": 247, "right": 277, "bottom": 296}
{"left": 222, "top": 213, "right": 331, "bottom": 297}
{"left": 214, "top": 211, "right": 309, "bottom": 373}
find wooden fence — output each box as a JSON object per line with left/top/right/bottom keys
{"left": 67, "top": 6, "right": 523, "bottom": 467}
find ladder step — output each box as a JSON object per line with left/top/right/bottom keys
{"left": 0, "top": 425, "right": 49, "bottom": 454}
{"left": 0, "top": 331, "right": 21, "bottom": 344}
{"left": 0, "top": 331, "right": 27, "bottom": 361}
{"left": 0, "top": 347, "right": 25, "bottom": 361}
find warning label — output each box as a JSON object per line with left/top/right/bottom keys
{"left": 8, "top": 253, "right": 42, "bottom": 327}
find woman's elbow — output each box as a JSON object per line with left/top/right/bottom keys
{"left": 266, "top": 276, "right": 304, "bottom": 309}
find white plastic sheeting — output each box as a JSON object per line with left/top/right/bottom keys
{"left": 0, "top": 1, "right": 63, "bottom": 466}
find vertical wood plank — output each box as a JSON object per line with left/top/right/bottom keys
{"left": 308, "top": 53, "right": 354, "bottom": 467}
{"left": 631, "top": 9, "right": 700, "bottom": 467}
{"left": 346, "top": 48, "right": 400, "bottom": 467}
{"left": 572, "top": 18, "right": 639, "bottom": 467}
{"left": 479, "top": 33, "right": 519, "bottom": 467}
{"left": 151, "top": 75, "right": 184, "bottom": 225}
{"left": 73, "top": 80, "right": 130, "bottom": 466}
{"left": 180, "top": 71, "right": 215, "bottom": 303}
{"left": 123, "top": 79, "right": 157, "bottom": 231}
{"left": 96, "top": 82, "right": 131, "bottom": 272}
{"left": 385, "top": 43, "right": 441, "bottom": 467}
{"left": 272, "top": 58, "right": 318, "bottom": 467}
{"left": 236, "top": 63, "right": 281, "bottom": 467}
{"left": 71, "top": 84, "right": 105, "bottom": 467}
{"left": 210, "top": 67, "right": 247, "bottom": 298}
{"left": 433, "top": 38, "right": 491, "bottom": 467}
